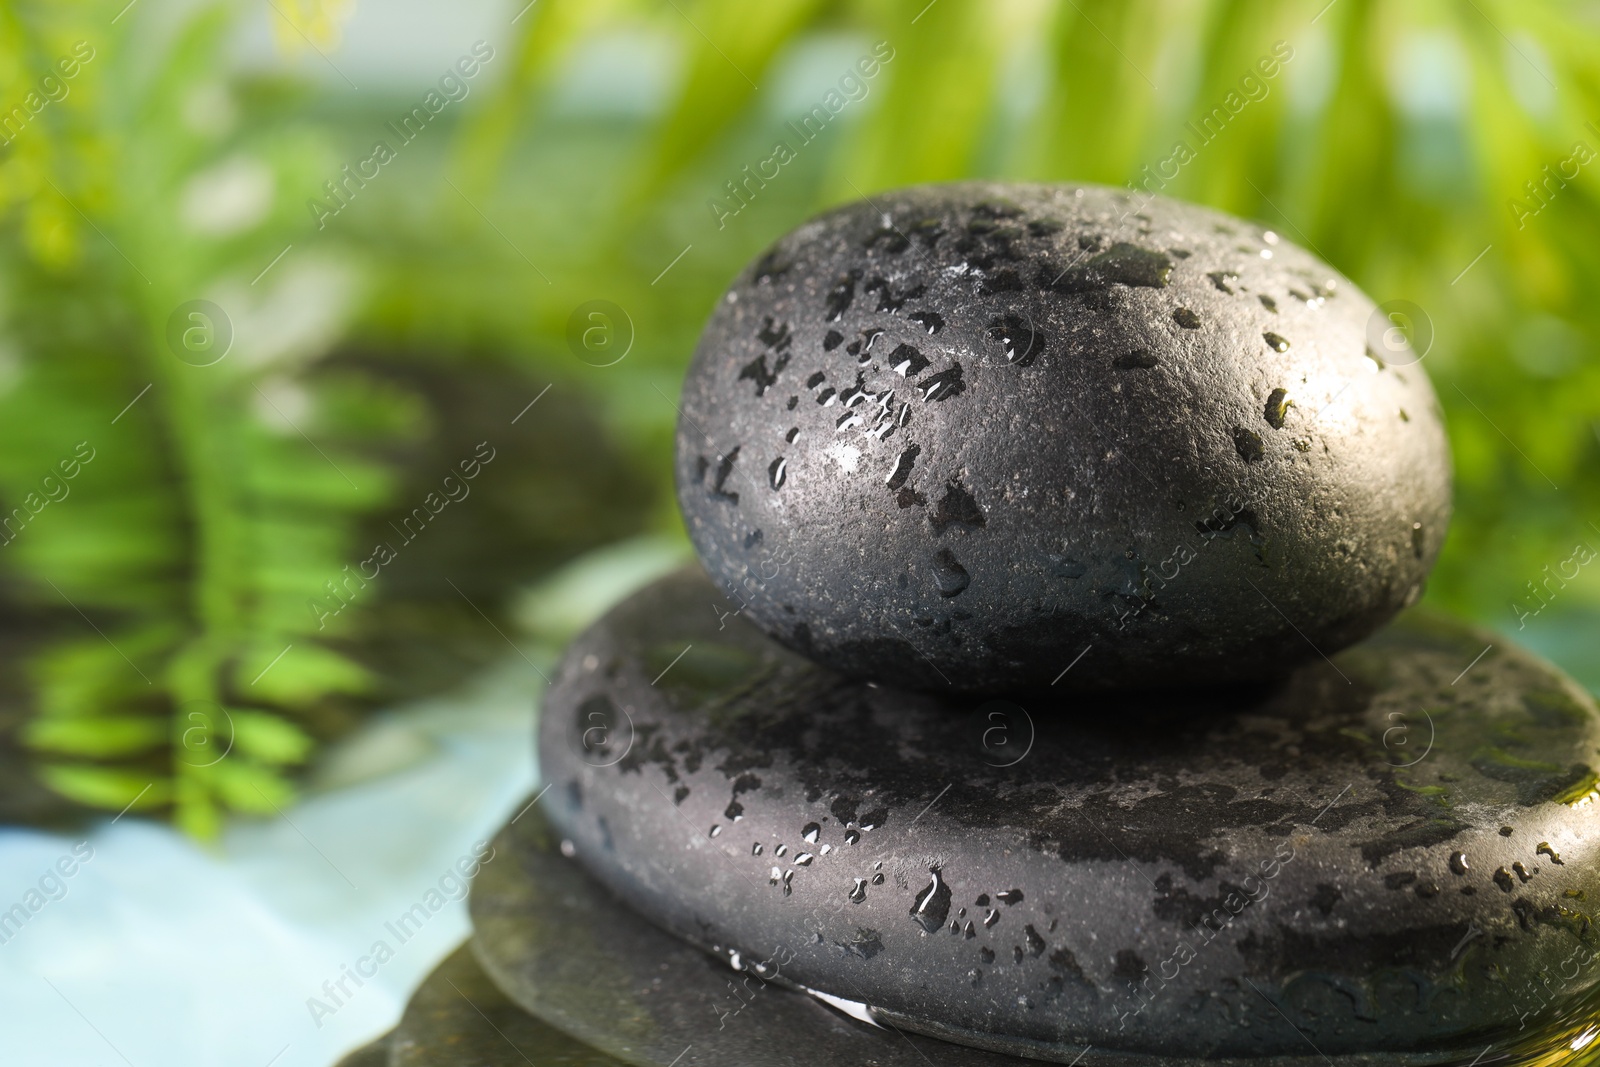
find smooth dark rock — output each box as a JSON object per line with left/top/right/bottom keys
{"left": 471, "top": 807, "right": 1049, "bottom": 1066}
{"left": 537, "top": 568, "right": 1600, "bottom": 1063}
{"left": 675, "top": 182, "right": 1452, "bottom": 692}
{"left": 385, "top": 944, "right": 623, "bottom": 1066}
{"left": 475, "top": 810, "right": 1600, "bottom": 1067}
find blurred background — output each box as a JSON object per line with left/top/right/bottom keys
{"left": 0, "top": 0, "right": 1596, "bottom": 1063}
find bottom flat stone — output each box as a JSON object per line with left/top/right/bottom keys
{"left": 386, "top": 943, "right": 623, "bottom": 1066}
{"left": 470, "top": 807, "right": 1600, "bottom": 1065}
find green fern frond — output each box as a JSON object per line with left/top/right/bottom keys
{"left": 0, "top": 0, "right": 414, "bottom": 834}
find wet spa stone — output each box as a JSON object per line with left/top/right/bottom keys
{"left": 675, "top": 181, "right": 1452, "bottom": 692}
{"left": 472, "top": 808, "right": 1045, "bottom": 1066}
{"left": 537, "top": 568, "right": 1600, "bottom": 1063}
{"left": 385, "top": 945, "right": 623, "bottom": 1067}
{"left": 329, "top": 948, "right": 620, "bottom": 1067}
{"left": 474, "top": 810, "right": 1600, "bottom": 1067}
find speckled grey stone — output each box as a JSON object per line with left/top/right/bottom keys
{"left": 536, "top": 568, "right": 1600, "bottom": 1063}
{"left": 675, "top": 181, "right": 1452, "bottom": 693}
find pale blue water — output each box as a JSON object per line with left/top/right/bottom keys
{"left": 0, "top": 537, "right": 688, "bottom": 1067}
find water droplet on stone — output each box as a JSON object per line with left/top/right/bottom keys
{"left": 910, "top": 867, "right": 953, "bottom": 933}
{"left": 1233, "top": 426, "right": 1266, "bottom": 462}
{"left": 888, "top": 343, "right": 930, "bottom": 378}
{"left": 886, "top": 444, "right": 920, "bottom": 491}
{"left": 917, "top": 363, "right": 966, "bottom": 402}
{"left": 986, "top": 313, "right": 1041, "bottom": 366}
{"left": 930, "top": 480, "right": 986, "bottom": 534}
{"left": 932, "top": 548, "right": 971, "bottom": 597}
{"left": 1044, "top": 242, "right": 1172, "bottom": 290}
{"left": 1264, "top": 388, "right": 1291, "bottom": 429}
{"left": 824, "top": 271, "right": 858, "bottom": 322}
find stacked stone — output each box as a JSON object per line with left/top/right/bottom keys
{"left": 347, "top": 184, "right": 1600, "bottom": 1066}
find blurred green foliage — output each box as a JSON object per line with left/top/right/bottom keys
{"left": 0, "top": 0, "right": 1595, "bottom": 833}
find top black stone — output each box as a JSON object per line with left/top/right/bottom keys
{"left": 675, "top": 182, "right": 1452, "bottom": 692}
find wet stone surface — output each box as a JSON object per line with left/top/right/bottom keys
{"left": 471, "top": 807, "right": 1053, "bottom": 1066}
{"left": 536, "top": 568, "right": 1600, "bottom": 1063}
{"left": 380, "top": 944, "right": 624, "bottom": 1067}
{"left": 675, "top": 181, "right": 1452, "bottom": 693}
